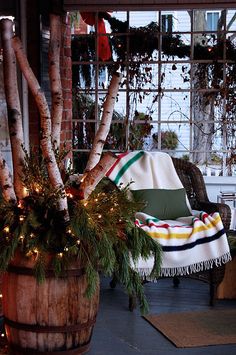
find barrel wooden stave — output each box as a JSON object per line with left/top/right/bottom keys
{"left": 2, "top": 253, "right": 100, "bottom": 354}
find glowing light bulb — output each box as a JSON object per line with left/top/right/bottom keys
{"left": 58, "top": 253, "right": 63, "bottom": 258}
{"left": 77, "top": 240, "right": 81, "bottom": 245}
{"left": 23, "top": 187, "right": 28, "bottom": 197}
{"left": 18, "top": 200, "right": 23, "bottom": 208}
{"left": 67, "top": 229, "right": 72, "bottom": 234}
{"left": 98, "top": 214, "right": 102, "bottom": 219}
{"left": 19, "top": 215, "right": 24, "bottom": 222}
{"left": 4, "top": 226, "right": 9, "bottom": 233}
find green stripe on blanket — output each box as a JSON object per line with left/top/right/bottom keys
{"left": 113, "top": 150, "right": 144, "bottom": 185}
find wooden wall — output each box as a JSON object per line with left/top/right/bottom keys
{"left": 63, "top": 0, "right": 236, "bottom": 11}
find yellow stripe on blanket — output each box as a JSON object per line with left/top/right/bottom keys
{"left": 148, "top": 227, "right": 217, "bottom": 240}
{"left": 139, "top": 214, "right": 223, "bottom": 240}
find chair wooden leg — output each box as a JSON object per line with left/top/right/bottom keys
{"left": 110, "top": 275, "right": 118, "bottom": 289}
{"left": 209, "top": 269, "right": 215, "bottom": 306}
{"left": 209, "top": 266, "right": 226, "bottom": 306}
{"left": 209, "top": 283, "right": 215, "bottom": 306}
{"left": 173, "top": 275, "right": 180, "bottom": 288}
{"left": 128, "top": 293, "right": 137, "bottom": 312}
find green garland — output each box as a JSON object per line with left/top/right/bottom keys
{"left": 0, "top": 153, "right": 162, "bottom": 314}
{"left": 72, "top": 17, "right": 236, "bottom": 137}
{"left": 72, "top": 17, "right": 236, "bottom": 80}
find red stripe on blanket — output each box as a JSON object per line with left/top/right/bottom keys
{"left": 147, "top": 222, "right": 192, "bottom": 229}
{"left": 202, "top": 212, "right": 209, "bottom": 223}
{"left": 135, "top": 220, "right": 192, "bottom": 229}
{"left": 106, "top": 152, "right": 129, "bottom": 176}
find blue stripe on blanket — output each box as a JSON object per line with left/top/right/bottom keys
{"left": 162, "top": 229, "right": 225, "bottom": 252}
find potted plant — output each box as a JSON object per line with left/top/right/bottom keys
{"left": 0, "top": 16, "right": 161, "bottom": 355}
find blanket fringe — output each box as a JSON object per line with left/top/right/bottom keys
{"left": 134, "top": 252, "right": 232, "bottom": 280}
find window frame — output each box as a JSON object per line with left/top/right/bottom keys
{"left": 71, "top": 9, "right": 236, "bottom": 176}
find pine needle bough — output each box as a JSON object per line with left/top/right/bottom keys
{"left": 0, "top": 152, "right": 162, "bottom": 314}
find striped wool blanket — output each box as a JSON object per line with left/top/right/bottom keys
{"left": 106, "top": 151, "right": 231, "bottom": 277}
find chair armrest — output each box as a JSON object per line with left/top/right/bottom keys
{"left": 198, "top": 201, "right": 231, "bottom": 230}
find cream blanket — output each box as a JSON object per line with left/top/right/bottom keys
{"left": 106, "top": 151, "right": 231, "bottom": 277}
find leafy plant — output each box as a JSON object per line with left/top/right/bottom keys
{"left": 153, "top": 130, "right": 179, "bottom": 150}
{"left": 129, "top": 111, "right": 153, "bottom": 150}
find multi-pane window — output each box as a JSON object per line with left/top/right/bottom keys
{"left": 71, "top": 9, "right": 236, "bottom": 176}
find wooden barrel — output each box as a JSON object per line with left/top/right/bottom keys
{"left": 2, "top": 251, "right": 100, "bottom": 354}
{"left": 0, "top": 274, "right": 4, "bottom": 333}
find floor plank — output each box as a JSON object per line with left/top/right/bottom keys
{"left": 88, "top": 277, "right": 236, "bottom": 355}
{"left": 0, "top": 276, "right": 235, "bottom": 354}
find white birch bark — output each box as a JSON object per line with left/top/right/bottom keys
{"left": 12, "top": 37, "right": 69, "bottom": 221}
{"left": 85, "top": 72, "right": 122, "bottom": 171}
{"left": 49, "top": 14, "right": 63, "bottom": 150}
{"left": 80, "top": 152, "right": 117, "bottom": 199}
{"left": 0, "top": 19, "right": 26, "bottom": 199}
{"left": 0, "top": 150, "right": 17, "bottom": 203}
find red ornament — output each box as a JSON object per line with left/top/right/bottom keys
{"left": 80, "top": 12, "right": 111, "bottom": 61}
{"left": 65, "top": 186, "right": 85, "bottom": 200}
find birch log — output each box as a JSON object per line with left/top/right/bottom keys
{"left": 79, "top": 152, "right": 117, "bottom": 199}
{"left": 0, "top": 150, "right": 17, "bottom": 203}
{"left": 49, "top": 14, "right": 63, "bottom": 150}
{"left": 85, "top": 72, "right": 122, "bottom": 171}
{"left": 12, "top": 37, "right": 69, "bottom": 221}
{"left": 0, "top": 19, "right": 26, "bottom": 200}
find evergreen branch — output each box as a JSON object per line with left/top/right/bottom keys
{"left": 0, "top": 169, "right": 162, "bottom": 313}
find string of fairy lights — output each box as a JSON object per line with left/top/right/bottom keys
{"left": 0, "top": 182, "right": 129, "bottom": 265}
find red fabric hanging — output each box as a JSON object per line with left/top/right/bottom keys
{"left": 80, "top": 12, "right": 111, "bottom": 61}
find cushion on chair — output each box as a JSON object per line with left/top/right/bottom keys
{"left": 132, "top": 188, "right": 191, "bottom": 220}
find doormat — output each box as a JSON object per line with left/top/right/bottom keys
{"left": 143, "top": 309, "right": 236, "bottom": 348}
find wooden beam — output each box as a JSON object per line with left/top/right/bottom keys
{"left": 0, "top": 0, "right": 16, "bottom": 16}
{"left": 63, "top": 0, "right": 236, "bottom": 11}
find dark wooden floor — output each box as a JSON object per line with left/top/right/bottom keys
{"left": 88, "top": 276, "right": 236, "bottom": 355}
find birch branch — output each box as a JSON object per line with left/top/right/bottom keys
{"left": 0, "top": 19, "right": 26, "bottom": 200}
{"left": 85, "top": 72, "right": 122, "bottom": 172}
{"left": 12, "top": 36, "right": 69, "bottom": 221}
{"left": 0, "top": 150, "right": 17, "bottom": 203}
{"left": 79, "top": 152, "right": 117, "bottom": 199}
{"left": 49, "top": 14, "right": 63, "bottom": 150}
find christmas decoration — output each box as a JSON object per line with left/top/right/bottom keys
{"left": 0, "top": 149, "right": 162, "bottom": 313}
{"left": 0, "top": 15, "right": 162, "bottom": 316}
